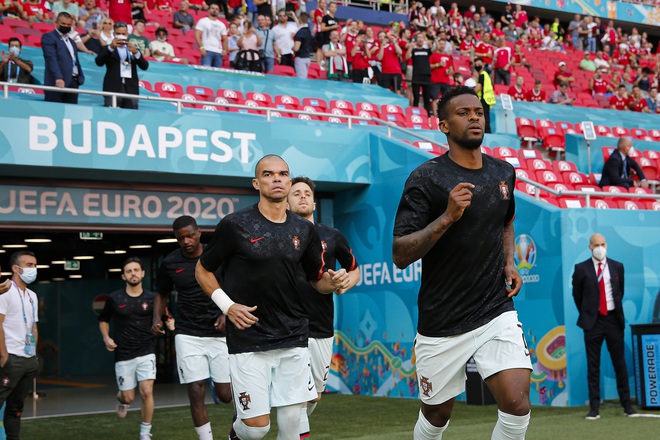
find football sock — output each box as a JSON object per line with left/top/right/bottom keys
{"left": 139, "top": 422, "right": 152, "bottom": 435}
{"left": 195, "top": 422, "right": 213, "bottom": 440}
{"left": 491, "top": 410, "right": 530, "bottom": 440}
{"left": 298, "top": 406, "right": 310, "bottom": 438}
{"left": 277, "top": 404, "right": 303, "bottom": 440}
{"left": 413, "top": 410, "right": 448, "bottom": 440}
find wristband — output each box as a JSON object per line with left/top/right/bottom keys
{"left": 211, "top": 288, "right": 234, "bottom": 315}
{"left": 199, "top": 46, "right": 205, "bottom": 50}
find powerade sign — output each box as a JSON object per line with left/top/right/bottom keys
{"left": 641, "top": 334, "right": 660, "bottom": 407}
{"left": 0, "top": 185, "right": 258, "bottom": 227}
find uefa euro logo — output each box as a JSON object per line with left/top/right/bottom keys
{"left": 514, "top": 234, "right": 537, "bottom": 271}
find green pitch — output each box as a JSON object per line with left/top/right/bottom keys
{"left": 23, "top": 394, "right": 659, "bottom": 439}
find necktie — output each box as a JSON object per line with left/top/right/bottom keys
{"left": 597, "top": 263, "right": 608, "bottom": 315}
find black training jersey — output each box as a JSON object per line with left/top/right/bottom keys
{"left": 298, "top": 223, "right": 358, "bottom": 339}
{"left": 411, "top": 47, "right": 431, "bottom": 77}
{"left": 158, "top": 246, "right": 224, "bottom": 338}
{"left": 199, "top": 204, "right": 325, "bottom": 354}
{"left": 393, "top": 153, "right": 516, "bottom": 337}
{"left": 98, "top": 289, "right": 156, "bottom": 362}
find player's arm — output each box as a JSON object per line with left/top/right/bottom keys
{"left": 393, "top": 182, "right": 474, "bottom": 269}
{"left": 153, "top": 262, "right": 174, "bottom": 335}
{"left": 503, "top": 221, "right": 522, "bottom": 297}
{"left": 334, "top": 234, "right": 361, "bottom": 294}
{"left": 0, "top": 314, "right": 7, "bottom": 367}
{"left": 335, "top": 267, "right": 360, "bottom": 294}
{"left": 99, "top": 321, "right": 117, "bottom": 351}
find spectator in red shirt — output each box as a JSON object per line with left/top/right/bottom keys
{"left": 511, "top": 43, "right": 529, "bottom": 69}
{"left": 474, "top": 32, "right": 494, "bottom": 71}
{"left": 526, "top": 80, "right": 546, "bottom": 102}
{"left": 601, "top": 20, "right": 618, "bottom": 53}
{"left": 350, "top": 29, "right": 372, "bottom": 84}
{"left": 376, "top": 31, "right": 403, "bottom": 95}
{"left": 429, "top": 42, "right": 453, "bottom": 115}
{"left": 613, "top": 44, "right": 633, "bottom": 67}
{"left": 459, "top": 31, "right": 476, "bottom": 56}
{"left": 341, "top": 19, "right": 358, "bottom": 73}
{"left": 590, "top": 70, "right": 613, "bottom": 96}
{"left": 554, "top": 62, "right": 575, "bottom": 88}
{"left": 507, "top": 76, "right": 526, "bottom": 101}
{"left": 109, "top": 0, "right": 133, "bottom": 26}
{"left": 528, "top": 30, "right": 542, "bottom": 48}
{"left": 513, "top": 4, "right": 528, "bottom": 31}
{"left": 492, "top": 36, "right": 512, "bottom": 85}
{"left": 21, "top": 0, "right": 50, "bottom": 25}
{"left": 628, "top": 86, "right": 649, "bottom": 113}
{"left": 492, "top": 22, "right": 505, "bottom": 39}
{"left": 609, "top": 85, "right": 631, "bottom": 110}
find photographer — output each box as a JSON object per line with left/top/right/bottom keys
{"left": 350, "top": 29, "right": 372, "bottom": 84}
{"left": 95, "top": 21, "right": 149, "bottom": 109}
{"left": 377, "top": 31, "right": 403, "bottom": 94}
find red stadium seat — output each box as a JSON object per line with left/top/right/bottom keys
{"left": 154, "top": 81, "right": 184, "bottom": 98}
{"left": 553, "top": 160, "right": 578, "bottom": 173}
{"left": 537, "top": 127, "right": 565, "bottom": 154}
{"left": 595, "top": 125, "right": 613, "bottom": 137}
{"left": 493, "top": 146, "right": 517, "bottom": 159}
{"left": 515, "top": 181, "right": 544, "bottom": 198}
{"left": 356, "top": 109, "right": 378, "bottom": 119}
{"left": 138, "top": 80, "right": 153, "bottom": 92}
{"left": 535, "top": 119, "right": 555, "bottom": 136}
{"left": 406, "top": 106, "right": 429, "bottom": 118}
{"left": 527, "top": 158, "right": 551, "bottom": 171}
{"left": 535, "top": 170, "right": 562, "bottom": 184}
{"left": 275, "top": 94, "right": 301, "bottom": 108}
{"left": 406, "top": 114, "right": 430, "bottom": 129}
{"left": 481, "top": 145, "right": 493, "bottom": 156}
{"left": 611, "top": 126, "right": 630, "bottom": 137}
{"left": 302, "top": 97, "right": 328, "bottom": 110}
{"left": 245, "top": 91, "right": 272, "bottom": 104}
{"left": 644, "top": 150, "right": 660, "bottom": 160}
{"left": 630, "top": 127, "right": 649, "bottom": 141}
{"left": 357, "top": 102, "right": 378, "bottom": 113}
{"left": 217, "top": 88, "right": 244, "bottom": 102}
{"left": 559, "top": 198, "right": 585, "bottom": 208}
{"left": 629, "top": 187, "right": 653, "bottom": 195}
{"left": 186, "top": 85, "right": 215, "bottom": 100}
{"left": 330, "top": 99, "right": 355, "bottom": 112}
{"left": 547, "top": 182, "right": 575, "bottom": 193}
{"left": 381, "top": 104, "right": 404, "bottom": 116}
{"left": 515, "top": 169, "right": 530, "bottom": 180}
{"left": 297, "top": 113, "right": 320, "bottom": 121}
{"left": 501, "top": 156, "right": 523, "bottom": 168}
{"left": 601, "top": 186, "right": 628, "bottom": 201}
{"left": 329, "top": 107, "right": 353, "bottom": 117}
{"left": 629, "top": 148, "right": 641, "bottom": 159}
{"left": 648, "top": 129, "right": 660, "bottom": 142}
{"left": 515, "top": 118, "right": 538, "bottom": 148}
{"left": 272, "top": 65, "right": 296, "bottom": 76}
{"left": 618, "top": 200, "right": 644, "bottom": 210}
{"left": 575, "top": 184, "right": 601, "bottom": 193}
{"left": 646, "top": 201, "right": 660, "bottom": 211}
{"left": 589, "top": 199, "right": 617, "bottom": 209}
{"left": 555, "top": 121, "right": 577, "bottom": 133}
{"left": 601, "top": 146, "right": 616, "bottom": 162}
{"left": 639, "top": 158, "right": 658, "bottom": 180}
{"left": 517, "top": 147, "right": 542, "bottom": 161}
{"left": 563, "top": 171, "right": 589, "bottom": 185}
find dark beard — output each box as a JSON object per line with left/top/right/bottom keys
{"left": 457, "top": 130, "right": 484, "bottom": 150}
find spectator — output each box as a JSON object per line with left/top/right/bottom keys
{"left": 459, "top": 30, "right": 476, "bottom": 55}
{"left": 473, "top": 57, "right": 495, "bottom": 132}
{"left": 21, "top": 0, "right": 51, "bottom": 25}
{"left": 350, "top": 29, "right": 371, "bottom": 84}
{"left": 253, "top": 0, "right": 271, "bottom": 24}
{"left": 600, "top": 137, "right": 647, "bottom": 189}
{"left": 524, "top": 79, "right": 544, "bottom": 102}
{"left": 79, "top": 24, "right": 103, "bottom": 54}
{"left": 507, "top": 75, "right": 526, "bottom": 101}
{"left": 366, "top": 26, "right": 381, "bottom": 84}
{"left": 540, "top": 31, "right": 562, "bottom": 51}
{"left": 52, "top": 0, "right": 79, "bottom": 23}
{"left": 579, "top": 51, "right": 596, "bottom": 72}
{"left": 567, "top": 14, "right": 581, "bottom": 49}
{"left": 548, "top": 81, "right": 574, "bottom": 105}
{"left": 150, "top": 27, "right": 188, "bottom": 63}
{"left": 0, "top": 37, "right": 34, "bottom": 84}
{"left": 235, "top": 21, "right": 262, "bottom": 72}
{"left": 406, "top": 33, "right": 432, "bottom": 111}
{"left": 78, "top": 0, "right": 105, "bottom": 31}
{"left": 131, "top": 0, "right": 147, "bottom": 22}
{"left": 435, "top": 30, "right": 453, "bottom": 55}
{"left": 601, "top": 20, "right": 617, "bottom": 53}
{"left": 341, "top": 19, "right": 358, "bottom": 73}
{"left": 553, "top": 61, "right": 574, "bottom": 88}
{"left": 474, "top": 32, "right": 494, "bottom": 72}
{"left": 108, "top": 0, "right": 133, "bottom": 28}
{"left": 503, "top": 22, "right": 519, "bottom": 43}
{"left": 312, "top": 0, "right": 327, "bottom": 69}
{"left": 293, "top": 12, "right": 313, "bottom": 79}
{"left": 634, "top": 67, "right": 652, "bottom": 95}
{"left": 429, "top": 40, "right": 452, "bottom": 111}
{"left": 609, "top": 84, "right": 630, "bottom": 110}
{"left": 195, "top": 4, "right": 228, "bottom": 67}
{"left": 429, "top": 0, "right": 444, "bottom": 18}
{"left": 173, "top": 1, "right": 195, "bottom": 34}
{"left": 594, "top": 50, "right": 610, "bottom": 73}
{"left": 590, "top": 70, "right": 613, "bottom": 96}
{"left": 227, "top": 22, "right": 240, "bottom": 66}
{"left": 614, "top": 43, "right": 636, "bottom": 68}
{"left": 628, "top": 85, "right": 649, "bottom": 113}
{"left": 42, "top": 12, "right": 85, "bottom": 104}
{"left": 319, "top": 1, "right": 338, "bottom": 69}
{"left": 500, "top": 3, "right": 513, "bottom": 26}
{"left": 128, "top": 19, "right": 151, "bottom": 57}
{"left": 511, "top": 43, "right": 530, "bottom": 69}
{"left": 586, "top": 16, "right": 597, "bottom": 53}
{"left": 492, "top": 36, "right": 511, "bottom": 85}
{"left": 0, "top": 0, "right": 24, "bottom": 19}
{"left": 376, "top": 30, "right": 402, "bottom": 94}
{"left": 95, "top": 21, "right": 149, "bottom": 109}
{"left": 323, "top": 30, "right": 348, "bottom": 81}
{"left": 492, "top": 22, "right": 505, "bottom": 39}
{"left": 645, "top": 87, "right": 659, "bottom": 113}
{"left": 513, "top": 4, "right": 528, "bottom": 31}
{"left": 478, "top": 5, "right": 492, "bottom": 31}
{"left": 272, "top": 9, "right": 297, "bottom": 67}
{"left": 255, "top": 14, "right": 276, "bottom": 73}
{"left": 99, "top": 18, "right": 115, "bottom": 47}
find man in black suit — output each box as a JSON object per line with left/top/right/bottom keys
{"left": 41, "top": 12, "right": 85, "bottom": 104}
{"left": 599, "top": 137, "right": 648, "bottom": 189}
{"left": 95, "top": 21, "right": 149, "bottom": 109}
{"left": 572, "top": 233, "right": 638, "bottom": 420}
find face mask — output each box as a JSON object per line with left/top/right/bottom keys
{"left": 157, "top": 37, "right": 166, "bottom": 42}
{"left": 9, "top": 47, "right": 20, "bottom": 57}
{"left": 18, "top": 267, "right": 37, "bottom": 285}
{"left": 58, "top": 25, "right": 72, "bottom": 34}
{"left": 475, "top": 65, "right": 483, "bottom": 72}
{"left": 470, "top": 7, "right": 476, "bottom": 12}
{"left": 592, "top": 246, "right": 607, "bottom": 261}
{"left": 629, "top": 147, "right": 636, "bottom": 155}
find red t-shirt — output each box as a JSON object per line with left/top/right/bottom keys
{"left": 508, "top": 85, "right": 527, "bottom": 101}
{"left": 352, "top": 43, "right": 370, "bottom": 70}
{"left": 615, "top": 52, "right": 630, "bottom": 66}
{"left": 492, "top": 28, "right": 505, "bottom": 38}
{"left": 22, "top": 1, "right": 46, "bottom": 17}
{"left": 381, "top": 44, "right": 402, "bottom": 74}
{"left": 592, "top": 77, "right": 610, "bottom": 94}
{"left": 460, "top": 40, "right": 475, "bottom": 52}
{"left": 514, "top": 10, "right": 528, "bottom": 28}
{"left": 475, "top": 42, "right": 493, "bottom": 64}
{"left": 313, "top": 8, "right": 324, "bottom": 33}
{"left": 430, "top": 52, "right": 452, "bottom": 84}
{"left": 367, "top": 39, "right": 379, "bottom": 62}
{"left": 109, "top": 0, "right": 134, "bottom": 22}
{"left": 526, "top": 89, "right": 546, "bottom": 102}
{"left": 609, "top": 94, "right": 631, "bottom": 110}
{"left": 629, "top": 98, "right": 648, "bottom": 112}
{"left": 493, "top": 47, "right": 512, "bottom": 69}
{"left": 529, "top": 38, "right": 542, "bottom": 48}
{"left": 344, "top": 33, "right": 357, "bottom": 63}
{"left": 554, "top": 69, "right": 571, "bottom": 87}
{"left": 399, "top": 39, "right": 411, "bottom": 66}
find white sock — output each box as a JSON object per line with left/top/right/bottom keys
{"left": 276, "top": 404, "right": 303, "bottom": 440}
{"left": 299, "top": 406, "right": 310, "bottom": 436}
{"left": 234, "top": 420, "right": 270, "bottom": 440}
{"left": 491, "top": 410, "right": 530, "bottom": 440}
{"left": 139, "top": 422, "right": 152, "bottom": 435}
{"left": 413, "top": 410, "right": 448, "bottom": 440}
{"left": 195, "top": 422, "right": 213, "bottom": 440}
{"left": 306, "top": 402, "right": 317, "bottom": 416}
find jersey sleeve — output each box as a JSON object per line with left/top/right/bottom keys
{"left": 334, "top": 231, "right": 358, "bottom": 271}
{"left": 505, "top": 166, "right": 517, "bottom": 225}
{"left": 199, "top": 217, "right": 235, "bottom": 273}
{"left": 98, "top": 295, "right": 114, "bottom": 323}
{"left": 393, "top": 168, "right": 434, "bottom": 237}
{"left": 0, "top": 291, "right": 9, "bottom": 316}
{"left": 157, "top": 259, "right": 174, "bottom": 297}
{"left": 301, "top": 224, "right": 325, "bottom": 281}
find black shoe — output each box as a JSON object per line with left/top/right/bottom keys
{"left": 623, "top": 406, "right": 639, "bottom": 417}
{"left": 585, "top": 408, "right": 600, "bottom": 420}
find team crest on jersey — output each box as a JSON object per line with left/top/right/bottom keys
{"left": 118, "top": 376, "right": 124, "bottom": 386}
{"left": 141, "top": 302, "right": 148, "bottom": 311}
{"left": 500, "top": 181, "right": 510, "bottom": 200}
{"left": 239, "top": 392, "right": 251, "bottom": 410}
{"left": 419, "top": 375, "right": 432, "bottom": 397}
{"left": 321, "top": 241, "right": 328, "bottom": 251}
{"left": 292, "top": 236, "right": 300, "bottom": 250}
{"left": 2, "top": 377, "right": 9, "bottom": 387}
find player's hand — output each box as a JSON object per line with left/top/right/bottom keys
{"left": 55, "top": 79, "right": 65, "bottom": 88}
{"left": 0, "top": 279, "right": 11, "bottom": 295}
{"left": 0, "top": 353, "right": 8, "bottom": 368}
{"left": 227, "top": 304, "right": 258, "bottom": 330}
{"left": 504, "top": 264, "right": 523, "bottom": 297}
{"left": 104, "top": 337, "right": 118, "bottom": 351}
{"left": 151, "top": 320, "right": 165, "bottom": 335}
{"left": 445, "top": 182, "right": 474, "bottom": 223}
{"left": 328, "top": 268, "right": 350, "bottom": 293}
{"left": 165, "top": 317, "right": 176, "bottom": 331}
{"left": 214, "top": 314, "right": 226, "bottom": 333}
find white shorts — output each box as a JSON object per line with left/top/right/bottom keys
{"left": 414, "top": 311, "right": 532, "bottom": 405}
{"left": 115, "top": 353, "right": 156, "bottom": 391}
{"left": 308, "top": 337, "right": 333, "bottom": 394}
{"left": 229, "top": 347, "right": 316, "bottom": 418}
{"left": 175, "top": 334, "right": 230, "bottom": 384}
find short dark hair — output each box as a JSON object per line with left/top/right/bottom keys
{"left": 10, "top": 251, "right": 35, "bottom": 271}
{"left": 122, "top": 256, "right": 144, "bottom": 272}
{"left": 618, "top": 84, "right": 626, "bottom": 89}
{"left": 437, "top": 86, "right": 479, "bottom": 121}
{"left": 535, "top": 80, "right": 542, "bottom": 85}
{"left": 57, "top": 11, "right": 72, "bottom": 20}
{"left": 156, "top": 26, "right": 168, "bottom": 35}
{"left": 299, "top": 12, "right": 309, "bottom": 22}
{"left": 172, "top": 215, "right": 197, "bottom": 231}
{"left": 8, "top": 37, "right": 22, "bottom": 48}
{"left": 291, "top": 176, "right": 316, "bottom": 193}
{"left": 114, "top": 21, "right": 128, "bottom": 30}
{"left": 134, "top": 18, "right": 146, "bottom": 25}
{"left": 559, "top": 81, "right": 569, "bottom": 88}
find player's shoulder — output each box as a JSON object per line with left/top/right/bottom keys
{"left": 316, "top": 222, "right": 341, "bottom": 240}
{"left": 107, "top": 289, "right": 125, "bottom": 302}
{"left": 143, "top": 290, "right": 158, "bottom": 300}
{"left": 162, "top": 248, "right": 183, "bottom": 265}
{"left": 484, "top": 153, "right": 515, "bottom": 177}
{"left": 221, "top": 204, "right": 257, "bottom": 225}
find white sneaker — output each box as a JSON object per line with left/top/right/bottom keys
{"left": 116, "top": 403, "right": 129, "bottom": 418}
{"left": 139, "top": 434, "right": 152, "bottom": 440}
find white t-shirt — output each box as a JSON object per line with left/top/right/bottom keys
{"left": 0, "top": 283, "right": 38, "bottom": 358}
{"left": 149, "top": 40, "right": 175, "bottom": 61}
{"left": 195, "top": 17, "right": 228, "bottom": 55}
{"left": 272, "top": 21, "right": 298, "bottom": 55}
{"left": 464, "top": 77, "right": 477, "bottom": 88}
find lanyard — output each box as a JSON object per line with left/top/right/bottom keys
{"left": 8, "top": 61, "right": 20, "bottom": 80}
{"left": 11, "top": 281, "right": 36, "bottom": 333}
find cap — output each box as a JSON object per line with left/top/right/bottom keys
{"left": 558, "top": 61, "right": 566, "bottom": 67}
{"left": 584, "top": 51, "right": 590, "bottom": 55}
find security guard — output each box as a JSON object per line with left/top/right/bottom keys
{"left": 473, "top": 57, "right": 495, "bottom": 133}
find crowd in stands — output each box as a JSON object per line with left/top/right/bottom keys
{"left": 1, "top": 0, "right": 660, "bottom": 118}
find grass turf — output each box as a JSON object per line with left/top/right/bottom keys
{"left": 22, "top": 394, "right": 658, "bottom": 439}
